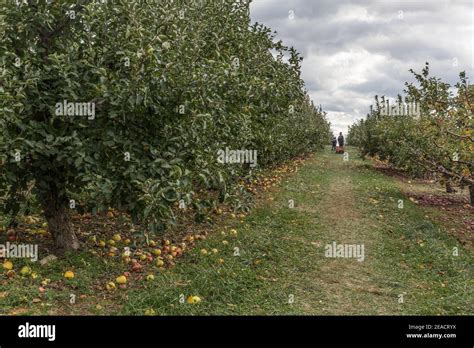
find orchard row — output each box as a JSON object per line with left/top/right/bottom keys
{"left": 0, "top": 0, "right": 331, "bottom": 250}
{"left": 348, "top": 63, "right": 473, "bottom": 204}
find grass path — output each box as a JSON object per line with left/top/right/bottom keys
{"left": 1, "top": 147, "right": 472, "bottom": 315}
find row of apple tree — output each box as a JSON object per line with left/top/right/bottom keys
{"left": 0, "top": 0, "right": 331, "bottom": 250}
{"left": 347, "top": 63, "right": 473, "bottom": 205}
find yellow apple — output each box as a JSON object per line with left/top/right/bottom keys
{"left": 144, "top": 308, "right": 156, "bottom": 316}
{"left": 64, "top": 271, "right": 75, "bottom": 279}
{"left": 106, "top": 282, "right": 116, "bottom": 291}
{"left": 186, "top": 295, "right": 201, "bottom": 304}
{"left": 2, "top": 261, "right": 13, "bottom": 271}
{"left": 116, "top": 275, "right": 127, "bottom": 284}
{"left": 20, "top": 266, "right": 32, "bottom": 276}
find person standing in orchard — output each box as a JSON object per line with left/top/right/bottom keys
{"left": 331, "top": 136, "right": 337, "bottom": 151}
{"left": 338, "top": 132, "right": 345, "bottom": 148}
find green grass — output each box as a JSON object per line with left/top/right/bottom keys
{"left": 0, "top": 146, "right": 472, "bottom": 315}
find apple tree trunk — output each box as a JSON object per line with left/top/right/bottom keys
{"left": 40, "top": 190, "right": 80, "bottom": 252}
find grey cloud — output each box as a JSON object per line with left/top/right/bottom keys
{"left": 250, "top": 0, "right": 473, "bottom": 134}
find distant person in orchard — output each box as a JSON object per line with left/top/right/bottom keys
{"left": 331, "top": 136, "right": 337, "bottom": 151}
{"left": 338, "top": 132, "right": 345, "bottom": 147}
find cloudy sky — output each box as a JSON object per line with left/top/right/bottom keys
{"left": 250, "top": 0, "right": 473, "bottom": 135}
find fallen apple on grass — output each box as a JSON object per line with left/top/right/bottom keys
{"left": 186, "top": 295, "right": 201, "bottom": 304}
{"left": 20, "top": 266, "right": 32, "bottom": 276}
{"left": 106, "top": 282, "right": 116, "bottom": 291}
{"left": 116, "top": 275, "right": 127, "bottom": 284}
{"left": 144, "top": 308, "right": 156, "bottom": 316}
{"left": 64, "top": 271, "right": 75, "bottom": 279}
{"left": 131, "top": 260, "right": 143, "bottom": 272}
{"left": 2, "top": 261, "right": 13, "bottom": 271}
